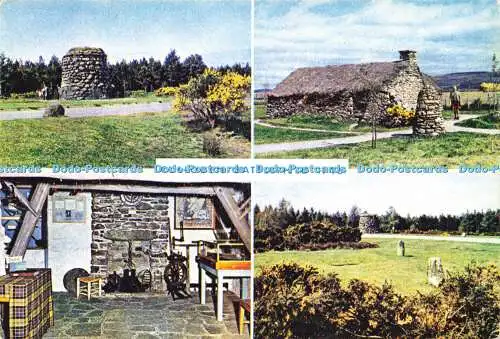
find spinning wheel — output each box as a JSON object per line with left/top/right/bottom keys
{"left": 164, "top": 252, "right": 189, "bottom": 300}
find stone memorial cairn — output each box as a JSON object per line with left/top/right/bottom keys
{"left": 413, "top": 83, "right": 445, "bottom": 136}
{"left": 60, "top": 47, "right": 109, "bottom": 100}
{"left": 427, "top": 257, "right": 444, "bottom": 287}
{"left": 397, "top": 240, "right": 405, "bottom": 256}
{"left": 358, "top": 213, "right": 379, "bottom": 233}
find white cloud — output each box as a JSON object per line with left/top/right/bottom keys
{"left": 255, "top": 0, "right": 499, "bottom": 88}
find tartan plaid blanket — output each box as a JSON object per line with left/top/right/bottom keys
{"left": 0, "top": 269, "right": 54, "bottom": 338}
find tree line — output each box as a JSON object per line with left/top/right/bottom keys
{"left": 0, "top": 49, "right": 251, "bottom": 98}
{"left": 255, "top": 199, "right": 500, "bottom": 236}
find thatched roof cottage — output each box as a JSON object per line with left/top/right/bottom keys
{"left": 267, "top": 50, "right": 440, "bottom": 127}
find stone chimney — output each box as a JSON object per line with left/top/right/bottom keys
{"left": 399, "top": 50, "right": 417, "bottom": 65}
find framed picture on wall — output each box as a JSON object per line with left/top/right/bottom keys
{"left": 53, "top": 195, "right": 86, "bottom": 223}
{"left": 175, "top": 197, "right": 215, "bottom": 229}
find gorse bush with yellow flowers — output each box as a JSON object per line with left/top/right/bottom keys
{"left": 154, "top": 86, "right": 179, "bottom": 97}
{"left": 173, "top": 69, "right": 250, "bottom": 128}
{"left": 386, "top": 104, "right": 415, "bottom": 126}
{"left": 480, "top": 82, "right": 500, "bottom": 92}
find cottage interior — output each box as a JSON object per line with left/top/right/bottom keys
{"left": 0, "top": 176, "right": 251, "bottom": 338}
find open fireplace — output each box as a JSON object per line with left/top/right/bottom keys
{"left": 91, "top": 193, "right": 170, "bottom": 293}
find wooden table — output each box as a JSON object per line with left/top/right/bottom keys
{"left": 0, "top": 269, "right": 54, "bottom": 338}
{"left": 197, "top": 255, "right": 251, "bottom": 321}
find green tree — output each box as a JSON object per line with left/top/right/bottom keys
{"left": 163, "top": 49, "right": 184, "bottom": 86}
{"left": 479, "top": 210, "right": 498, "bottom": 233}
{"left": 182, "top": 54, "right": 206, "bottom": 81}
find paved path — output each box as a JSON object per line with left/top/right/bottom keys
{"left": 255, "top": 119, "right": 360, "bottom": 134}
{"left": 362, "top": 233, "right": 500, "bottom": 244}
{"left": 0, "top": 102, "right": 172, "bottom": 120}
{"left": 255, "top": 114, "right": 499, "bottom": 154}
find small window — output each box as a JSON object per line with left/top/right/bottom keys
{"left": 0, "top": 188, "right": 47, "bottom": 250}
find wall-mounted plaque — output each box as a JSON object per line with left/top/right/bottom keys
{"left": 175, "top": 197, "right": 215, "bottom": 229}
{"left": 53, "top": 195, "right": 86, "bottom": 223}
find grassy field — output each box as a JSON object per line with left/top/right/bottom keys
{"left": 456, "top": 112, "right": 500, "bottom": 129}
{"left": 440, "top": 91, "right": 499, "bottom": 109}
{"left": 255, "top": 102, "right": 267, "bottom": 120}
{"left": 256, "top": 103, "right": 403, "bottom": 132}
{"left": 255, "top": 238, "right": 500, "bottom": 295}
{"left": 0, "top": 95, "right": 168, "bottom": 111}
{"left": 0, "top": 111, "right": 249, "bottom": 165}
{"left": 254, "top": 124, "right": 358, "bottom": 144}
{"left": 257, "top": 132, "right": 499, "bottom": 166}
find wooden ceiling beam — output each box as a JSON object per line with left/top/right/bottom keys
{"left": 215, "top": 187, "right": 251, "bottom": 252}
{"left": 1, "top": 181, "right": 38, "bottom": 216}
{"left": 10, "top": 183, "right": 50, "bottom": 258}
{"left": 51, "top": 184, "right": 217, "bottom": 196}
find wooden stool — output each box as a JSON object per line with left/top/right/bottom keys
{"left": 238, "top": 299, "right": 251, "bottom": 335}
{"left": 76, "top": 276, "right": 102, "bottom": 300}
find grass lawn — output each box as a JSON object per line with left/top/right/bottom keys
{"left": 254, "top": 124, "right": 357, "bottom": 144}
{"left": 255, "top": 103, "right": 267, "bottom": 120}
{"left": 255, "top": 238, "right": 500, "bottom": 295}
{"left": 257, "top": 132, "right": 499, "bottom": 167}
{"left": 0, "top": 111, "right": 249, "bottom": 166}
{"left": 0, "top": 95, "right": 169, "bottom": 111}
{"left": 262, "top": 115, "right": 355, "bottom": 131}
{"left": 456, "top": 112, "right": 500, "bottom": 129}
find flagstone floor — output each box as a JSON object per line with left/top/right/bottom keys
{"left": 43, "top": 291, "right": 249, "bottom": 338}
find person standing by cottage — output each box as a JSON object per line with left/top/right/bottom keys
{"left": 449, "top": 85, "right": 461, "bottom": 120}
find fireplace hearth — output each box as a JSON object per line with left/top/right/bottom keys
{"left": 103, "top": 269, "right": 149, "bottom": 293}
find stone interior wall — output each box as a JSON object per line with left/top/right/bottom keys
{"left": 413, "top": 84, "right": 445, "bottom": 136}
{"left": 60, "top": 47, "right": 109, "bottom": 100}
{"left": 91, "top": 193, "right": 170, "bottom": 292}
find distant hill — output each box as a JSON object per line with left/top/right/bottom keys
{"left": 432, "top": 72, "right": 499, "bottom": 91}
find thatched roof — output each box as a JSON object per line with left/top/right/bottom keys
{"left": 271, "top": 60, "right": 412, "bottom": 97}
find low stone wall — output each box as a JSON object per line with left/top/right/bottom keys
{"left": 267, "top": 92, "right": 356, "bottom": 121}
{"left": 91, "top": 193, "right": 170, "bottom": 292}
{"left": 413, "top": 84, "right": 445, "bottom": 136}
{"left": 60, "top": 47, "right": 109, "bottom": 100}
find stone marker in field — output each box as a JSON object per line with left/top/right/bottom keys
{"left": 60, "top": 47, "right": 109, "bottom": 100}
{"left": 43, "top": 103, "right": 65, "bottom": 117}
{"left": 397, "top": 240, "right": 405, "bottom": 256}
{"left": 427, "top": 257, "right": 444, "bottom": 287}
{"left": 413, "top": 82, "right": 445, "bottom": 136}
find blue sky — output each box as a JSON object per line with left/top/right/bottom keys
{"left": 254, "top": 174, "right": 500, "bottom": 216}
{"left": 0, "top": 0, "right": 251, "bottom": 66}
{"left": 255, "top": 0, "right": 500, "bottom": 88}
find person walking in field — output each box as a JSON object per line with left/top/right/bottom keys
{"left": 450, "top": 85, "right": 461, "bottom": 120}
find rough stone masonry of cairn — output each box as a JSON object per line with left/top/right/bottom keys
{"left": 60, "top": 47, "right": 109, "bottom": 100}
{"left": 413, "top": 83, "right": 446, "bottom": 136}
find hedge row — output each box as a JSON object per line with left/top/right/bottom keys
{"left": 255, "top": 221, "right": 364, "bottom": 252}
{"left": 255, "top": 263, "right": 500, "bottom": 338}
